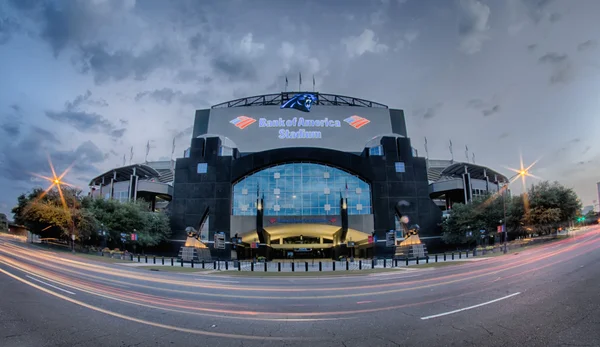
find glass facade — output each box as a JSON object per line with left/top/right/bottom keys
{"left": 232, "top": 163, "right": 372, "bottom": 216}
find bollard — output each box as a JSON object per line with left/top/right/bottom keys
{"left": 137, "top": 255, "right": 140, "bottom": 262}
{"left": 416, "top": 257, "right": 419, "bottom": 265}
{"left": 191, "top": 260, "right": 194, "bottom": 268}
{"left": 346, "top": 261, "right": 349, "bottom": 270}
{"left": 130, "top": 254, "right": 133, "bottom": 261}
{"left": 145, "top": 255, "right": 148, "bottom": 263}
{"left": 264, "top": 262, "right": 267, "bottom": 272}
{"left": 426, "top": 256, "right": 429, "bottom": 264}
{"left": 319, "top": 262, "right": 322, "bottom": 271}
{"left": 225, "top": 261, "right": 229, "bottom": 270}
{"left": 153, "top": 256, "right": 156, "bottom": 264}
{"left": 180, "top": 258, "right": 183, "bottom": 267}
{"left": 360, "top": 260, "right": 363, "bottom": 270}
{"left": 305, "top": 262, "right": 308, "bottom": 272}
{"left": 452, "top": 252, "right": 455, "bottom": 260}
{"left": 202, "top": 261, "right": 205, "bottom": 269}
{"left": 394, "top": 259, "right": 397, "bottom": 267}
{"left": 333, "top": 262, "right": 336, "bottom": 271}
{"left": 291, "top": 262, "right": 295, "bottom": 272}
{"left": 213, "top": 261, "right": 216, "bottom": 270}
{"left": 278, "top": 262, "right": 281, "bottom": 272}
{"left": 466, "top": 250, "right": 469, "bottom": 258}
{"left": 162, "top": 257, "right": 164, "bottom": 265}
{"left": 238, "top": 261, "right": 241, "bottom": 271}
{"left": 444, "top": 253, "right": 447, "bottom": 261}
{"left": 372, "top": 259, "right": 375, "bottom": 269}
{"left": 171, "top": 258, "right": 174, "bottom": 266}
{"left": 101, "top": 251, "right": 104, "bottom": 257}
{"left": 406, "top": 257, "right": 409, "bottom": 266}
{"left": 383, "top": 259, "right": 386, "bottom": 268}
{"left": 459, "top": 251, "right": 462, "bottom": 259}
{"left": 251, "top": 262, "right": 254, "bottom": 271}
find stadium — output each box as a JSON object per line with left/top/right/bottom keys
{"left": 88, "top": 92, "right": 509, "bottom": 260}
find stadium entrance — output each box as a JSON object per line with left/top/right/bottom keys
{"left": 236, "top": 223, "right": 370, "bottom": 260}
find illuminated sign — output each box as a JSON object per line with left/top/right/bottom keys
{"left": 344, "top": 115, "right": 370, "bottom": 129}
{"left": 229, "top": 116, "right": 256, "bottom": 129}
{"left": 280, "top": 93, "right": 317, "bottom": 112}
{"left": 228, "top": 113, "right": 370, "bottom": 141}
{"left": 268, "top": 217, "right": 337, "bottom": 224}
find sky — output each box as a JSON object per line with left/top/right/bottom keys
{"left": 1, "top": 0, "right": 599, "bottom": 217}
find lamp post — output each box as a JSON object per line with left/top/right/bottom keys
{"left": 500, "top": 170, "right": 528, "bottom": 254}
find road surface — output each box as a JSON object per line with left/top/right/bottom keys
{"left": 1, "top": 229, "right": 599, "bottom": 347}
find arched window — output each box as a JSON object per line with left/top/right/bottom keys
{"left": 232, "top": 163, "right": 371, "bottom": 216}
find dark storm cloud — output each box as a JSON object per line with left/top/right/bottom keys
{"left": 136, "top": 88, "right": 181, "bottom": 104}
{"left": 482, "top": 105, "right": 500, "bottom": 117}
{"left": 75, "top": 43, "right": 176, "bottom": 85}
{"left": 577, "top": 40, "right": 597, "bottom": 52}
{"left": 538, "top": 52, "right": 573, "bottom": 84}
{"left": 522, "top": 0, "right": 555, "bottom": 23}
{"left": 1, "top": 121, "right": 20, "bottom": 137}
{"left": 0, "top": 15, "right": 19, "bottom": 45}
{"left": 210, "top": 54, "right": 258, "bottom": 82}
{"left": 135, "top": 88, "right": 209, "bottom": 107}
{"left": 46, "top": 110, "right": 125, "bottom": 138}
{"left": 45, "top": 91, "right": 125, "bottom": 138}
{"left": 31, "top": 126, "right": 60, "bottom": 144}
{"left": 415, "top": 102, "right": 443, "bottom": 120}
{"left": 0, "top": 125, "right": 104, "bottom": 183}
{"left": 538, "top": 52, "right": 568, "bottom": 64}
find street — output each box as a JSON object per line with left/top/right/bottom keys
{"left": 1, "top": 229, "right": 600, "bottom": 347}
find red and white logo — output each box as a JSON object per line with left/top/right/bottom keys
{"left": 343, "top": 115, "right": 370, "bottom": 129}
{"left": 229, "top": 116, "right": 256, "bottom": 129}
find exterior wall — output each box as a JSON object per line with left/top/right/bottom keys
{"left": 171, "top": 135, "right": 442, "bottom": 257}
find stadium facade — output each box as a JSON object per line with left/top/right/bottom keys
{"left": 87, "top": 92, "right": 509, "bottom": 259}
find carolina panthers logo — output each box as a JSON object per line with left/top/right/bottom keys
{"left": 281, "top": 93, "right": 317, "bottom": 112}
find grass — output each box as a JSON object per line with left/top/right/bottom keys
{"left": 210, "top": 267, "right": 407, "bottom": 277}
{"left": 135, "top": 266, "right": 212, "bottom": 273}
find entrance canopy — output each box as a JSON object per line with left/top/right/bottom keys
{"left": 239, "top": 223, "right": 370, "bottom": 246}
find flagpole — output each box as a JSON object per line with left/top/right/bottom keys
{"left": 299, "top": 72, "right": 302, "bottom": 91}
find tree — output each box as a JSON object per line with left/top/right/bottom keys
{"left": 85, "top": 197, "right": 171, "bottom": 250}
{"left": 12, "top": 187, "right": 94, "bottom": 241}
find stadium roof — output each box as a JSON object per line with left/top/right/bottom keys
{"left": 427, "top": 160, "right": 508, "bottom": 183}
{"left": 88, "top": 164, "right": 161, "bottom": 186}
{"left": 211, "top": 92, "right": 388, "bottom": 109}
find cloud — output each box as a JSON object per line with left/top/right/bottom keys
{"left": 0, "top": 15, "right": 19, "bottom": 45}
{"left": 414, "top": 102, "right": 443, "bottom": 120}
{"left": 582, "top": 146, "right": 591, "bottom": 154}
{"left": 341, "top": 29, "right": 389, "bottom": 58}
{"left": 538, "top": 52, "right": 574, "bottom": 84}
{"left": 521, "top": 0, "right": 555, "bottom": 23}
{"left": 0, "top": 124, "right": 104, "bottom": 184}
{"left": 135, "top": 88, "right": 208, "bottom": 107}
{"left": 201, "top": 33, "right": 265, "bottom": 83}
{"left": 527, "top": 43, "right": 537, "bottom": 51}
{"left": 45, "top": 91, "right": 125, "bottom": 138}
{"left": 498, "top": 132, "right": 510, "bottom": 139}
{"left": 458, "top": 0, "right": 491, "bottom": 55}
{"left": 75, "top": 43, "right": 177, "bottom": 85}
{"left": 549, "top": 13, "right": 561, "bottom": 22}
{"left": 577, "top": 40, "right": 597, "bottom": 52}
{"left": 482, "top": 105, "right": 501, "bottom": 117}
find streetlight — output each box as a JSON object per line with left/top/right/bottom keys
{"left": 500, "top": 169, "right": 531, "bottom": 254}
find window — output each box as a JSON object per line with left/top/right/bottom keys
{"left": 184, "top": 148, "right": 191, "bottom": 158}
{"left": 395, "top": 162, "right": 405, "bottom": 173}
{"left": 232, "top": 163, "right": 372, "bottom": 216}
{"left": 369, "top": 145, "right": 384, "bottom": 156}
{"left": 219, "top": 146, "right": 233, "bottom": 156}
{"left": 197, "top": 163, "right": 208, "bottom": 174}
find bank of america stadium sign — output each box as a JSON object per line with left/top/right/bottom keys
{"left": 229, "top": 115, "right": 370, "bottom": 139}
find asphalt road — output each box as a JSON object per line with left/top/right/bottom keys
{"left": 1, "top": 228, "right": 599, "bottom": 347}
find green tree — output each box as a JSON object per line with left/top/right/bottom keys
{"left": 85, "top": 197, "right": 171, "bottom": 250}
